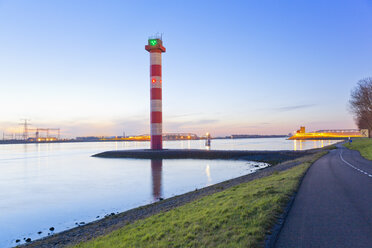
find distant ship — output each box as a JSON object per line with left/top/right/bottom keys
{"left": 288, "top": 126, "right": 364, "bottom": 140}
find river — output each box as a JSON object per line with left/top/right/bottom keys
{"left": 0, "top": 138, "right": 339, "bottom": 247}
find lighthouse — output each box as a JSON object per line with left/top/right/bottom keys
{"left": 145, "top": 36, "right": 166, "bottom": 149}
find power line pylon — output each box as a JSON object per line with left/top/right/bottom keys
{"left": 19, "top": 119, "right": 31, "bottom": 141}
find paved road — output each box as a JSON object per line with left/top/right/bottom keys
{"left": 275, "top": 144, "right": 372, "bottom": 248}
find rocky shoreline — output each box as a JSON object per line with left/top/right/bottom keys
{"left": 20, "top": 151, "right": 322, "bottom": 248}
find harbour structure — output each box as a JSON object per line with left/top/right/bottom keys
{"left": 145, "top": 35, "right": 166, "bottom": 149}
{"left": 288, "top": 126, "right": 364, "bottom": 140}
{"left": 28, "top": 128, "right": 61, "bottom": 142}
{"left": 99, "top": 133, "right": 199, "bottom": 141}
{"left": 15, "top": 119, "right": 61, "bottom": 142}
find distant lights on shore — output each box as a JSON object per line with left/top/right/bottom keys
{"left": 205, "top": 132, "right": 211, "bottom": 149}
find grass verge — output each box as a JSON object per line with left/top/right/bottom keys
{"left": 344, "top": 138, "right": 372, "bottom": 160}
{"left": 73, "top": 152, "right": 326, "bottom": 248}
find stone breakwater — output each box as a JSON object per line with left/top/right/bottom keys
{"left": 92, "top": 149, "right": 317, "bottom": 165}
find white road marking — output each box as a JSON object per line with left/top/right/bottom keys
{"left": 339, "top": 150, "right": 372, "bottom": 178}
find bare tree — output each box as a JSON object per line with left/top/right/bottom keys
{"left": 349, "top": 77, "right": 372, "bottom": 137}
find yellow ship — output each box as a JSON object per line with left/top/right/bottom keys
{"left": 289, "top": 126, "right": 365, "bottom": 140}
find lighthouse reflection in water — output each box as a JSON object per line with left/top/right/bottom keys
{"left": 151, "top": 159, "right": 163, "bottom": 200}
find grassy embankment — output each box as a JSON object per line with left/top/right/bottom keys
{"left": 345, "top": 138, "right": 372, "bottom": 160}
{"left": 73, "top": 152, "right": 326, "bottom": 248}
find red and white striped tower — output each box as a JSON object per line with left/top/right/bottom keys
{"left": 145, "top": 37, "right": 166, "bottom": 149}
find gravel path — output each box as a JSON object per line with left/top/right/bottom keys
{"left": 21, "top": 152, "right": 321, "bottom": 248}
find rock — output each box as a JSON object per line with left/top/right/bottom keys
{"left": 159, "top": 197, "right": 164, "bottom": 201}
{"left": 49, "top": 227, "right": 55, "bottom": 231}
{"left": 38, "top": 231, "right": 42, "bottom": 234}
{"left": 25, "top": 238, "right": 31, "bottom": 242}
{"left": 96, "top": 216, "right": 99, "bottom": 218}
{"left": 15, "top": 239, "right": 20, "bottom": 243}
{"left": 110, "top": 213, "right": 115, "bottom": 216}
{"left": 79, "top": 222, "right": 85, "bottom": 225}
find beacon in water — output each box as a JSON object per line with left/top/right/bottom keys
{"left": 145, "top": 36, "right": 166, "bottom": 149}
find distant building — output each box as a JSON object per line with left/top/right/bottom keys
{"left": 297, "top": 126, "right": 306, "bottom": 134}
{"left": 163, "top": 133, "right": 198, "bottom": 140}
{"left": 76, "top": 136, "right": 101, "bottom": 141}
{"left": 99, "top": 133, "right": 199, "bottom": 141}
{"left": 289, "top": 126, "right": 363, "bottom": 140}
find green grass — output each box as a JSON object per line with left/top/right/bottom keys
{"left": 324, "top": 144, "right": 337, "bottom": 150}
{"left": 345, "top": 138, "right": 372, "bottom": 160}
{"left": 73, "top": 153, "right": 326, "bottom": 248}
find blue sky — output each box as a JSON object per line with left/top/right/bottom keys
{"left": 0, "top": 0, "right": 371, "bottom": 137}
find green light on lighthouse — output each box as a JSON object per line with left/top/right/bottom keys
{"left": 149, "top": 39, "right": 158, "bottom": 46}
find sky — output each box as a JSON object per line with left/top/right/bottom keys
{"left": 0, "top": 0, "right": 371, "bottom": 137}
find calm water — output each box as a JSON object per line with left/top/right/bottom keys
{"left": 0, "top": 138, "right": 339, "bottom": 247}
